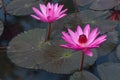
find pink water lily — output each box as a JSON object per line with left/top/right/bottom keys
{"left": 31, "top": 2, "right": 68, "bottom": 23}
{"left": 60, "top": 24, "right": 107, "bottom": 57}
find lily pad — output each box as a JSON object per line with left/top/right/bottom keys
{"left": 79, "top": 10, "right": 118, "bottom": 33}
{"left": 97, "top": 62, "right": 120, "bottom": 80}
{"left": 38, "top": 45, "right": 97, "bottom": 74}
{"left": 0, "top": 21, "right": 4, "bottom": 36}
{"left": 52, "top": 10, "right": 108, "bottom": 31}
{"left": 7, "top": 28, "right": 47, "bottom": 68}
{"left": 96, "top": 30, "right": 118, "bottom": 56}
{"left": 7, "top": 31, "right": 97, "bottom": 74}
{"left": 52, "top": 10, "right": 118, "bottom": 34}
{"left": 76, "top": 0, "right": 94, "bottom": 6}
{"left": 90, "top": 0, "right": 120, "bottom": 10}
{"left": 6, "top": 0, "right": 43, "bottom": 16}
{"left": 70, "top": 70, "right": 99, "bottom": 80}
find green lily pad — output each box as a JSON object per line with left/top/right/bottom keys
{"left": 52, "top": 10, "right": 118, "bottom": 34}
{"left": 0, "top": 21, "right": 3, "bottom": 36}
{"left": 97, "top": 63, "right": 120, "bottom": 80}
{"left": 90, "top": 0, "right": 120, "bottom": 10}
{"left": 38, "top": 45, "right": 97, "bottom": 74}
{"left": 7, "top": 28, "right": 48, "bottom": 68}
{"left": 70, "top": 70, "right": 99, "bottom": 80}
{"left": 7, "top": 31, "right": 97, "bottom": 74}
{"left": 6, "top": 0, "right": 43, "bottom": 16}
{"left": 79, "top": 10, "right": 118, "bottom": 33}
{"left": 52, "top": 10, "right": 107, "bottom": 31}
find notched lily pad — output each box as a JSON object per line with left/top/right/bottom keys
{"left": 6, "top": 0, "right": 43, "bottom": 16}
{"left": 97, "top": 62, "right": 120, "bottom": 80}
{"left": 70, "top": 70, "right": 99, "bottom": 80}
{"left": 96, "top": 30, "right": 118, "bottom": 56}
{"left": 0, "top": 21, "right": 4, "bottom": 35}
{"left": 7, "top": 28, "right": 49, "bottom": 68}
{"left": 38, "top": 45, "right": 97, "bottom": 74}
{"left": 90, "top": 0, "right": 120, "bottom": 10}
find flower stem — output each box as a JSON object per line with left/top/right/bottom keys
{"left": 80, "top": 52, "right": 85, "bottom": 71}
{"left": 45, "top": 23, "right": 51, "bottom": 42}
{"left": 73, "top": 0, "right": 79, "bottom": 12}
{"left": 1, "top": 0, "right": 7, "bottom": 22}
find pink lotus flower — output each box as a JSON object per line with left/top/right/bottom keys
{"left": 31, "top": 2, "right": 68, "bottom": 23}
{"left": 60, "top": 24, "right": 107, "bottom": 57}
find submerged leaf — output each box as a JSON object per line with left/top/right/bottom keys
{"left": 6, "top": 0, "right": 43, "bottom": 16}
{"left": 97, "top": 63, "right": 120, "bottom": 80}
{"left": 70, "top": 70, "right": 99, "bottom": 80}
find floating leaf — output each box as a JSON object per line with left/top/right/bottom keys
{"left": 7, "top": 28, "right": 47, "bottom": 68}
{"left": 79, "top": 10, "right": 118, "bottom": 33}
{"left": 0, "top": 21, "right": 3, "bottom": 36}
{"left": 76, "top": 0, "right": 94, "bottom": 6}
{"left": 6, "top": 0, "right": 43, "bottom": 16}
{"left": 38, "top": 45, "right": 97, "bottom": 74}
{"left": 97, "top": 30, "right": 118, "bottom": 56}
{"left": 70, "top": 70, "right": 99, "bottom": 80}
{"left": 52, "top": 10, "right": 118, "bottom": 33}
{"left": 52, "top": 10, "right": 102, "bottom": 31}
{"left": 90, "top": 0, "right": 120, "bottom": 10}
{"left": 97, "top": 63, "right": 120, "bottom": 80}
{"left": 7, "top": 33, "right": 97, "bottom": 74}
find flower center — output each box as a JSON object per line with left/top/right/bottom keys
{"left": 47, "top": 16, "right": 50, "bottom": 19}
{"left": 48, "top": 8, "right": 51, "bottom": 11}
{"left": 78, "top": 34, "right": 87, "bottom": 43}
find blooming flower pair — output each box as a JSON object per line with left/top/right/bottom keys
{"left": 31, "top": 2, "right": 107, "bottom": 57}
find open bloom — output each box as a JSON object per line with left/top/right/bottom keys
{"left": 60, "top": 24, "right": 107, "bottom": 57}
{"left": 31, "top": 2, "right": 68, "bottom": 23}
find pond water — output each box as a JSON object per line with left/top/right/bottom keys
{"left": 0, "top": 0, "right": 120, "bottom": 80}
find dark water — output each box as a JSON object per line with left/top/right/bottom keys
{"left": 0, "top": 0, "right": 120, "bottom": 80}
